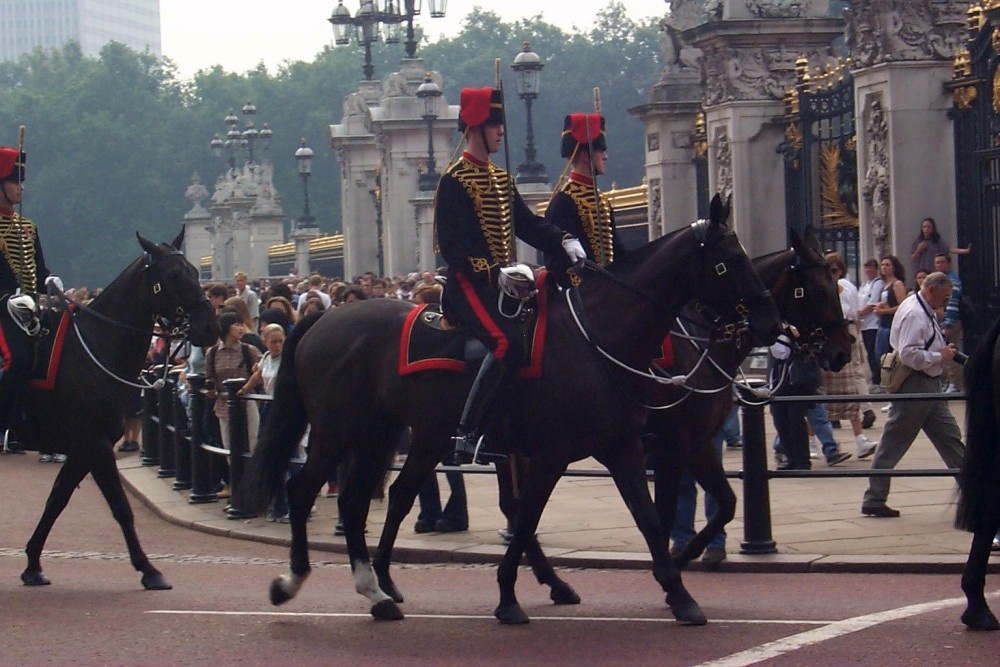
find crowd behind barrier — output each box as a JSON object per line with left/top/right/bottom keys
{"left": 138, "top": 367, "right": 966, "bottom": 553}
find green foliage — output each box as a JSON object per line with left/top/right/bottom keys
{"left": 0, "top": 5, "right": 664, "bottom": 286}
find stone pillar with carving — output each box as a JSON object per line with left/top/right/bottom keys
{"left": 847, "top": 0, "right": 969, "bottom": 262}
{"left": 330, "top": 80, "right": 384, "bottom": 279}
{"left": 629, "top": 0, "right": 704, "bottom": 237}
{"left": 181, "top": 173, "right": 212, "bottom": 272}
{"left": 368, "top": 60, "right": 458, "bottom": 277}
{"left": 684, "top": 0, "right": 844, "bottom": 256}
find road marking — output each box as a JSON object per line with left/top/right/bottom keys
{"left": 695, "top": 591, "right": 1000, "bottom": 667}
{"left": 147, "top": 609, "right": 831, "bottom": 625}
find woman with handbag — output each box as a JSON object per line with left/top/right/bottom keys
{"left": 874, "top": 255, "right": 908, "bottom": 362}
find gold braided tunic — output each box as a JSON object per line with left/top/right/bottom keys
{"left": 0, "top": 212, "right": 44, "bottom": 296}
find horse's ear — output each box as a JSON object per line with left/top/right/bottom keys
{"left": 801, "top": 224, "right": 822, "bottom": 255}
{"left": 709, "top": 193, "right": 724, "bottom": 227}
{"left": 790, "top": 227, "right": 805, "bottom": 255}
{"left": 136, "top": 232, "right": 158, "bottom": 255}
{"left": 170, "top": 227, "right": 185, "bottom": 250}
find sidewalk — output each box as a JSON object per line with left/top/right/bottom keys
{"left": 119, "top": 399, "right": 998, "bottom": 574}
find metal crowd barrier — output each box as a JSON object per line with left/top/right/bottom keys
{"left": 139, "top": 372, "right": 966, "bottom": 546}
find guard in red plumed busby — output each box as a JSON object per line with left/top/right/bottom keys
{"left": 435, "top": 84, "right": 586, "bottom": 465}
{"left": 544, "top": 111, "right": 628, "bottom": 287}
{"left": 0, "top": 141, "right": 63, "bottom": 437}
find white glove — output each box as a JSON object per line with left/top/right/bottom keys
{"left": 45, "top": 275, "right": 64, "bottom": 293}
{"left": 562, "top": 237, "right": 587, "bottom": 263}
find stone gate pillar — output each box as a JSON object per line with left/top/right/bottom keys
{"left": 684, "top": 1, "right": 843, "bottom": 257}
{"left": 846, "top": 0, "right": 970, "bottom": 263}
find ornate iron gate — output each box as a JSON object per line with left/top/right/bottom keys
{"left": 949, "top": 5, "right": 1000, "bottom": 346}
{"left": 780, "top": 57, "right": 860, "bottom": 281}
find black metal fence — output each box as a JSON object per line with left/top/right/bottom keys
{"left": 140, "top": 373, "right": 964, "bottom": 552}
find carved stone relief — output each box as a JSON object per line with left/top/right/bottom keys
{"left": 714, "top": 127, "right": 734, "bottom": 200}
{"left": 184, "top": 173, "right": 210, "bottom": 219}
{"left": 649, "top": 178, "right": 663, "bottom": 237}
{"left": 844, "top": 0, "right": 970, "bottom": 69}
{"left": 659, "top": 0, "right": 705, "bottom": 79}
{"left": 861, "top": 97, "right": 891, "bottom": 256}
{"left": 702, "top": 44, "right": 836, "bottom": 104}
{"left": 746, "top": 0, "right": 811, "bottom": 18}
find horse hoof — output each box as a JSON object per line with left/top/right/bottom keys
{"left": 494, "top": 603, "right": 530, "bottom": 625}
{"left": 549, "top": 581, "right": 581, "bottom": 605}
{"left": 962, "top": 605, "right": 1000, "bottom": 631}
{"left": 141, "top": 573, "right": 172, "bottom": 590}
{"left": 270, "top": 578, "right": 293, "bottom": 606}
{"left": 666, "top": 592, "right": 708, "bottom": 626}
{"left": 371, "top": 599, "right": 404, "bottom": 621}
{"left": 20, "top": 570, "right": 50, "bottom": 586}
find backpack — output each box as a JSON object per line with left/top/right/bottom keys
{"left": 206, "top": 342, "right": 261, "bottom": 392}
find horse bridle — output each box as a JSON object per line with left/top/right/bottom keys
{"left": 566, "top": 220, "right": 771, "bottom": 398}
{"left": 770, "top": 251, "right": 844, "bottom": 359}
{"left": 53, "top": 249, "right": 208, "bottom": 390}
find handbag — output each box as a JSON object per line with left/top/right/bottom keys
{"left": 879, "top": 350, "right": 911, "bottom": 394}
{"left": 880, "top": 336, "right": 934, "bottom": 393}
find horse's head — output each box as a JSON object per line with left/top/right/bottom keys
{"left": 137, "top": 229, "right": 220, "bottom": 347}
{"left": 693, "top": 194, "right": 781, "bottom": 347}
{"left": 775, "top": 226, "right": 852, "bottom": 371}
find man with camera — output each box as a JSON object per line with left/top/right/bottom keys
{"left": 861, "top": 271, "right": 966, "bottom": 518}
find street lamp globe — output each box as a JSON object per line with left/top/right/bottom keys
{"left": 295, "top": 139, "right": 314, "bottom": 175}
{"left": 512, "top": 41, "right": 543, "bottom": 99}
{"left": 295, "top": 138, "right": 317, "bottom": 229}
{"left": 415, "top": 72, "right": 442, "bottom": 190}
{"left": 329, "top": 1, "right": 353, "bottom": 45}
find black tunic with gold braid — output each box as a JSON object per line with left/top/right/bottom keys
{"left": 544, "top": 173, "right": 627, "bottom": 287}
{"left": 0, "top": 212, "right": 50, "bottom": 297}
{"left": 435, "top": 152, "right": 567, "bottom": 364}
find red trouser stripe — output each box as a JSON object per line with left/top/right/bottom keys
{"left": 455, "top": 271, "right": 509, "bottom": 360}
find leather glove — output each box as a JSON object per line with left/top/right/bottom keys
{"left": 562, "top": 237, "right": 587, "bottom": 263}
{"left": 45, "top": 275, "right": 64, "bottom": 295}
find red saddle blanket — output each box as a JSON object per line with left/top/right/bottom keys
{"left": 0, "top": 304, "right": 74, "bottom": 391}
{"left": 652, "top": 333, "right": 675, "bottom": 369}
{"left": 399, "top": 270, "right": 552, "bottom": 380}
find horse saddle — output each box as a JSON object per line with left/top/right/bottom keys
{"left": 399, "top": 270, "right": 553, "bottom": 380}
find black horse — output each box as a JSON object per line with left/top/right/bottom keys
{"left": 14, "top": 230, "right": 219, "bottom": 590}
{"left": 238, "top": 194, "right": 781, "bottom": 625}
{"left": 957, "top": 314, "right": 1000, "bottom": 631}
{"left": 648, "top": 227, "right": 852, "bottom": 566}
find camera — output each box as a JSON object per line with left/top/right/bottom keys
{"left": 953, "top": 350, "right": 968, "bottom": 366}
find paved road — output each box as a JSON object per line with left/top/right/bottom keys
{"left": 2, "top": 451, "right": 999, "bottom": 665}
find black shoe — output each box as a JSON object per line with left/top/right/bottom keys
{"left": 861, "top": 505, "right": 901, "bottom": 518}
{"left": 829, "top": 420, "right": 841, "bottom": 428}
{"left": 118, "top": 440, "right": 139, "bottom": 452}
{"left": 826, "top": 451, "right": 852, "bottom": 466}
{"left": 413, "top": 519, "right": 435, "bottom": 534}
{"left": 777, "top": 462, "right": 810, "bottom": 470}
{"left": 434, "top": 519, "right": 468, "bottom": 533}
{"left": 862, "top": 409, "right": 876, "bottom": 429}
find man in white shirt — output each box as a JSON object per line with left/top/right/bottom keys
{"left": 234, "top": 271, "right": 260, "bottom": 329}
{"left": 860, "top": 272, "right": 965, "bottom": 518}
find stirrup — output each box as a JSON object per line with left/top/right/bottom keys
{"left": 451, "top": 432, "right": 480, "bottom": 465}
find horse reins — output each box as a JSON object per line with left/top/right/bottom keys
{"left": 49, "top": 250, "right": 206, "bottom": 390}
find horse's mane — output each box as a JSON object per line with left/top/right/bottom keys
{"left": 84, "top": 253, "right": 147, "bottom": 312}
{"left": 604, "top": 225, "right": 687, "bottom": 280}
{"left": 956, "top": 314, "right": 1000, "bottom": 531}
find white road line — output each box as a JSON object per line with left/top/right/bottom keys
{"left": 695, "top": 591, "right": 1000, "bottom": 667}
{"left": 147, "top": 609, "right": 831, "bottom": 625}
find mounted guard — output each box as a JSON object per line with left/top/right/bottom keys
{"left": 436, "top": 74, "right": 586, "bottom": 465}
{"left": 545, "top": 100, "right": 628, "bottom": 286}
{"left": 0, "top": 135, "right": 62, "bottom": 439}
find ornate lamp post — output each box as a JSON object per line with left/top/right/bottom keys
{"left": 415, "top": 72, "right": 442, "bottom": 191}
{"left": 511, "top": 42, "right": 547, "bottom": 185}
{"left": 328, "top": 0, "right": 447, "bottom": 80}
{"left": 209, "top": 101, "right": 271, "bottom": 175}
{"left": 294, "top": 138, "right": 317, "bottom": 230}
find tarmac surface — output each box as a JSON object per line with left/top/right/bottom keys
{"left": 117, "top": 397, "right": 1000, "bottom": 575}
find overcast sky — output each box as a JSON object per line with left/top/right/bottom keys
{"left": 160, "top": 1, "right": 669, "bottom": 80}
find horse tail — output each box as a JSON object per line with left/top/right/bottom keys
{"left": 956, "top": 315, "right": 1000, "bottom": 532}
{"left": 237, "top": 312, "right": 324, "bottom": 515}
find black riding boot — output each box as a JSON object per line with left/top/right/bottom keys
{"left": 452, "top": 353, "right": 509, "bottom": 465}
{"left": 0, "top": 374, "right": 21, "bottom": 453}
